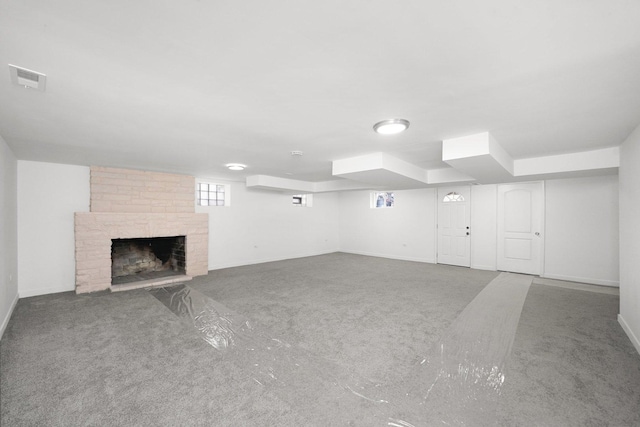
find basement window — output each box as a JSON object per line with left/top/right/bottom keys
{"left": 197, "top": 182, "right": 229, "bottom": 206}
{"left": 292, "top": 194, "right": 313, "bottom": 207}
{"left": 371, "top": 192, "right": 394, "bottom": 208}
{"left": 443, "top": 192, "right": 464, "bottom": 202}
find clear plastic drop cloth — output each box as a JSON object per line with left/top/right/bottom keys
{"left": 149, "top": 284, "right": 390, "bottom": 424}
{"left": 149, "top": 272, "right": 532, "bottom": 426}
{"left": 382, "top": 272, "right": 533, "bottom": 425}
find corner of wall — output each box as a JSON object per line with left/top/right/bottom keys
{"left": 619, "top": 121, "right": 640, "bottom": 355}
{"left": 1, "top": 136, "right": 19, "bottom": 339}
{"left": 618, "top": 314, "right": 640, "bottom": 356}
{"left": 0, "top": 292, "right": 19, "bottom": 340}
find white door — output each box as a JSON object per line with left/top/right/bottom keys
{"left": 497, "top": 182, "right": 544, "bottom": 275}
{"left": 437, "top": 186, "right": 471, "bottom": 267}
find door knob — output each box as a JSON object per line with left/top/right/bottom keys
{"left": 535, "top": 232, "right": 540, "bottom": 236}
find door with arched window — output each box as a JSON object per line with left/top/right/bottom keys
{"left": 437, "top": 186, "right": 471, "bottom": 267}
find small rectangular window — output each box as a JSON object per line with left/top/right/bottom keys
{"left": 292, "top": 194, "right": 312, "bottom": 207}
{"left": 197, "top": 182, "right": 229, "bottom": 206}
{"left": 371, "top": 191, "right": 394, "bottom": 208}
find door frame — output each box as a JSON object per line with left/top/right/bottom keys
{"left": 496, "top": 181, "right": 545, "bottom": 275}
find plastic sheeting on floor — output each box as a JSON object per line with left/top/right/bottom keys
{"left": 150, "top": 272, "right": 532, "bottom": 426}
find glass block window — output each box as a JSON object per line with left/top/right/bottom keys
{"left": 372, "top": 192, "right": 394, "bottom": 208}
{"left": 197, "top": 183, "right": 226, "bottom": 206}
{"left": 443, "top": 191, "right": 464, "bottom": 202}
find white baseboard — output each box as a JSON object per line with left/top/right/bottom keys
{"left": 541, "top": 273, "right": 619, "bottom": 288}
{"left": 1, "top": 293, "right": 19, "bottom": 340}
{"left": 19, "top": 284, "right": 75, "bottom": 298}
{"left": 208, "top": 250, "right": 340, "bottom": 271}
{"left": 338, "top": 250, "right": 436, "bottom": 265}
{"left": 470, "top": 263, "right": 497, "bottom": 271}
{"left": 618, "top": 314, "right": 640, "bottom": 356}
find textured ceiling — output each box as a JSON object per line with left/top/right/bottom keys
{"left": 1, "top": 0, "right": 639, "bottom": 183}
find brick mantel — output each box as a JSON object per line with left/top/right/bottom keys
{"left": 74, "top": 167, "right": 209, "bottom": 293}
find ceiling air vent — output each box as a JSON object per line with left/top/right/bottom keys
{"left": 9, "top": 64, "right": 46, "bottom": 91}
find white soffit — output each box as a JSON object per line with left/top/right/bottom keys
{"left": 247, "top": 134, "right": 620, "bottom": 192}
{"left": 442, "top": 132, "right": 514, "bottom": 184}
{"left": 514, "top": 146, "right": 620, "bottom": 177}
{"left": 247, "top": 143, "right": 619, "bottom": 192}
{"left": 442, "top": 132, "right": 619, "bottom": 184}
{"left": 246, "top": 175, "right": 315, "bottom": 193}
{"left": 332, "top": 152, "right": 429, "bottom": 189}
{"left": 245, "top": 175, "right": 371, "bottom": 194}
{"left": 426, "top": 168, "right": 475, "bottom": 185}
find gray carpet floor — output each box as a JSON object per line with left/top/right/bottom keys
{"left": 1, "top": 253, "right": 639, "bottom": 426}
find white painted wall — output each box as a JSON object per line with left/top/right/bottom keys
{"left": 338, "top": 188, "right": 437, "bottom": 263}
{"left": 544, "top": 175, "right": 619, "bottom": 286}
{"left": 17, "top": 161, "right": 90, "bottom": 297}
{"left": 619, "top": 123, "right": 640, "bottom": 355}
{"left": 197, "top": 180, "right": 340, "bottom": 270}
{"left": 0, "top": 136, "right": 18, "bottom": 338}
{"left": 15, "top": 167, "right": 337, "bottom": 298}
{"left": 7, "top": 160, "right": 625, "bottom": 314}
{"left": 337, "top": 178, "right": 619, "bottom": 288}
{"left": 471, "top": 184, "right": 497, "bottom": 271}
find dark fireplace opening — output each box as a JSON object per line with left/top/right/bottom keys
{"left": 111, "top": 236, "right": 186, "bottom": 285}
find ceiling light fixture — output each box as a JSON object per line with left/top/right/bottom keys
{"left": 373, "top": 118, "right": 410, "bottom": 135}
{"left": 226, "top": 163, "right": 246, "bottom": 171}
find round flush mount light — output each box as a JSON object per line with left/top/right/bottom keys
{"left": 226, "top": 163, "right": 246, "bottom": 171}
{"left": 373, "top": 118, "right": 410, "bottom": 135}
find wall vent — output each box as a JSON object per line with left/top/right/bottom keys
{"left": 9, "top": 64, "right": 46, "bottom": 91}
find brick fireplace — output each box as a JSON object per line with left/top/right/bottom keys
{"left": 74, "top": 167, "right": 208, "bottom": 293}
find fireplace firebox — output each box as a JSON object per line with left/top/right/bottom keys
{"left": 111, "top": 236, "right": 186, "bottom": 285}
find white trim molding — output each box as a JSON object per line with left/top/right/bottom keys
{"left": 618, "top": 314, "right": 640, "bottom": 356}
{"left": 339, "top": 250, "right": 436, "bottom": 265}
{"left": 1, "top": 293, "right": 19, "bottom": 340}
{"left": 542, "top": 273, "right": 619, "bottom": 288}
